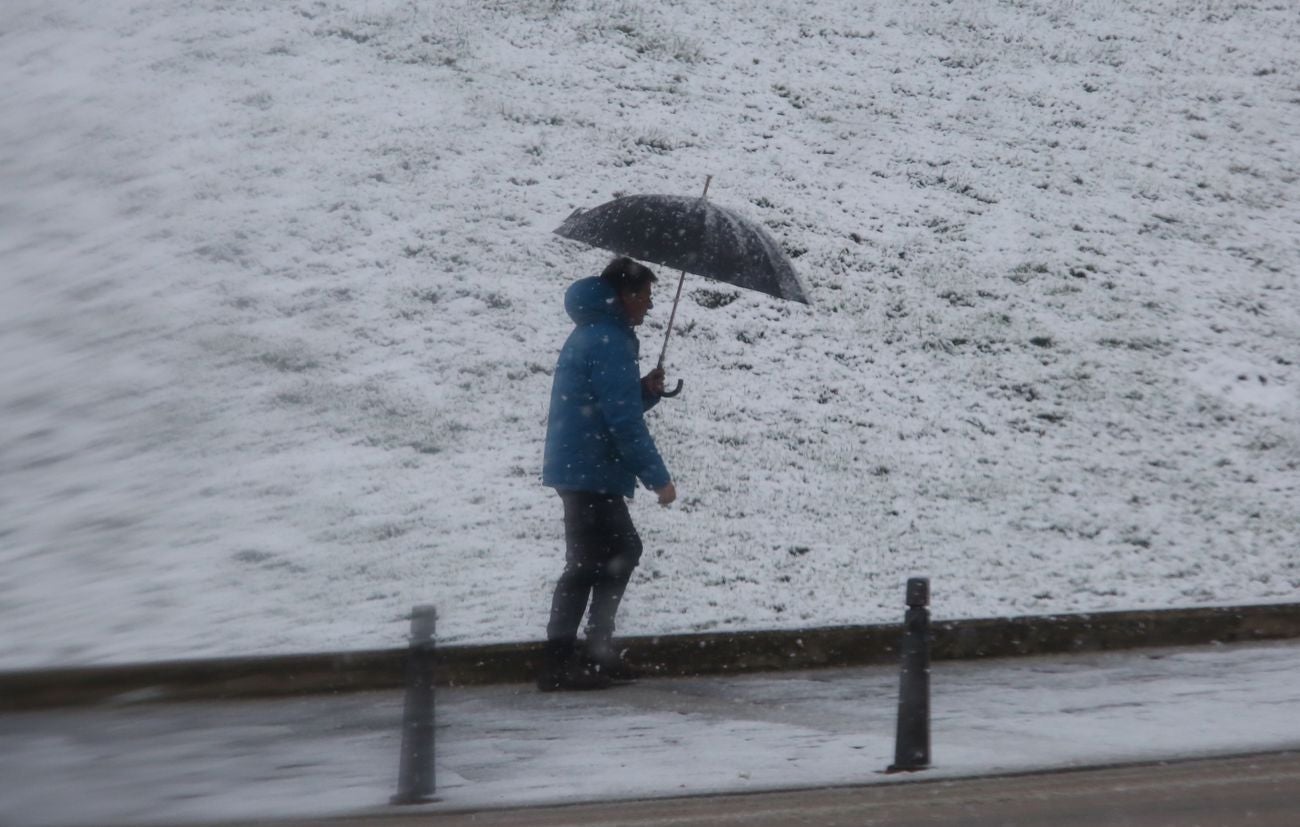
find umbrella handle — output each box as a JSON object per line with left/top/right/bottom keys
{"left": 661, "top": 379, "right": 684, "bottom": 398}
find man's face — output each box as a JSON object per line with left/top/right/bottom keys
{"left": 620, "top": 283, "right": 654, "bottom": 327}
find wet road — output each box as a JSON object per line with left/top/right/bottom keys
{"left": 6, "top": 644, "right": 1299, "bottom": 825}
{"left": 233, "top": 751, "right": 1299, "bottom": 827}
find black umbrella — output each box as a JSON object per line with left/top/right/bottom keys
{"left": 553, "top": 177, "right": 807, "bottom": 396}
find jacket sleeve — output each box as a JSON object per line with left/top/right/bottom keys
{"left": 591, "top": 331, "right": 671, "bottom": 490}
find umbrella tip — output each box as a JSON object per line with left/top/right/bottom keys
{"left": 553, "top": 207, "right": 586, "bottom": 236}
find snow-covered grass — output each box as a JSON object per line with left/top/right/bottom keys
{"left": 1, "top": 0, "right": 1297, "bottom": 668}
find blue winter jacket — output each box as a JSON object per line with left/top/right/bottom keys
{"left": 542, "top": 276, "right": 671, "bottom": 498}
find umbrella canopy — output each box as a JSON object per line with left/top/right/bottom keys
{"left": 553, "top": 193, "right": 808, "bottom": 304}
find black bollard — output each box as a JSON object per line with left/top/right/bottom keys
{"left": 392, "top": 605, "right": 439, "bottom": 804}
{"left": 886, "top": 577, "right": 931, "bottom": 773}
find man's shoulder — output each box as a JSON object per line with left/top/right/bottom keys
{"left": 570, "top": 320, "right": 635, "bottom": 351}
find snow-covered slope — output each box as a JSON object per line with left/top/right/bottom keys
{"left": 2, "top": 0, "right": 1297, "bottom": 667}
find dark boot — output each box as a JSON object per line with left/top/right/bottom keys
{"left": 537, "top": 640, "right": 611, "bottom": 692}
{"left": 584, "top": 638, "right": 642, "bottom": 683}
{"left": 536, "top": 639, "right": 571, "bottom": 692}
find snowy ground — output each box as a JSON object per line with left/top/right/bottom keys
{"left": 2, "top": 641, "right": 1300, "bottom": 826}
{"left": 1, "top": 0, "right": 1297, "bottom": 668}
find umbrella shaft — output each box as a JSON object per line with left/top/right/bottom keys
{"left": 658, "top": 267, "right": 688, "bottom": 369}
{"left": 658, "top": 174, "right": 711, "bottom": 371}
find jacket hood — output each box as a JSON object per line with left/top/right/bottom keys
{"left": 564, "top": 276, "right": 627, "bottom": 327}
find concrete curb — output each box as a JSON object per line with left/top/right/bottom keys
{"left": 2, "top": 602, "right": 1298, "bottom": 712}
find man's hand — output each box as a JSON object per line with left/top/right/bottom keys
{"left": 641, "top": 367, "right": 666, "bottom": 397}
{"left": 655, "top": 482, "right": 677, "bottom": 507}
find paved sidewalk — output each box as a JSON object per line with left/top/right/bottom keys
{"left": 3, "top": 641, "right": 1300, "bottom": 826}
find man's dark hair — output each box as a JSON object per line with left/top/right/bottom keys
{"left": 600, "top": 256, "right": 657, "bottom": 294}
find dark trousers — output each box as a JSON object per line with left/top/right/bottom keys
{"left": 545, "top": 491, "right": 644, "bottom": 653}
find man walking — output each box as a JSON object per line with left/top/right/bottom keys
{"left": 539, "top": 256, "right": 676, "bottom": 691}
